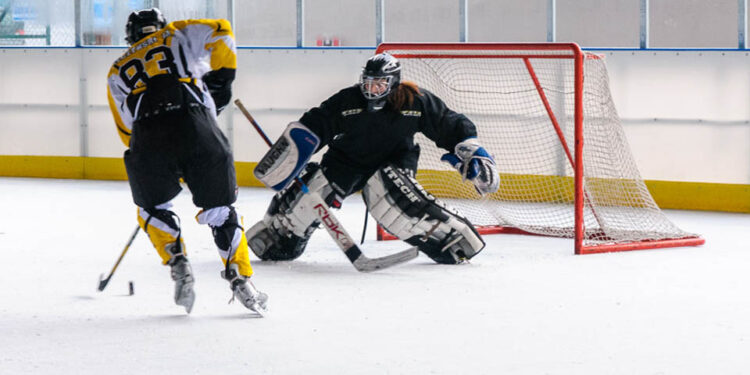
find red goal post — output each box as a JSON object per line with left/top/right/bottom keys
{"left": 373, "top": 43, "right": 704, "bottom": 255}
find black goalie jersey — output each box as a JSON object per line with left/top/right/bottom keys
{"left": 299, "top": 85, "right": 478, "bottom": 195}
{"left": 107, "top": 19, "right": 236, "bottom": 146}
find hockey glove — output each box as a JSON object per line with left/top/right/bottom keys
{"left": 202, "top": 68, "right": 235, "bottom": 115}
{"left": 441, "top": 138, "right": 500, "bottom": 195}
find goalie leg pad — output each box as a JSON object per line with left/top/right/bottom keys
{"left": 246, "top": 219, "right": 316, "bottom": 261}
{"left": 246, "top": 164, "right": 336, "bottom": 261}
{"left": 363, "top": 165, "right": 485, "bottom": 264}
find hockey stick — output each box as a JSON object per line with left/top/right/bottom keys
{"left": 97, "top": 225, "right": 140, "bottom": 291}
{"left": 234, "top": 99, "right": 418, "bottom": 272}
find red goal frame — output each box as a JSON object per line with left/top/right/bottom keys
{"left": 373, "top": 42, "right": 705, "bottom": 255}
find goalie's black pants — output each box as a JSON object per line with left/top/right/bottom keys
{"left": 319, "top": 145, "right": 420, "bottom": 198}
{"left": 124, "top": 105, "right": 237, "bottom": 209}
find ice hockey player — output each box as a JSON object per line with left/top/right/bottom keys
{"left": 106, "top": 8, "right": 267, "bottom": 315}
{"left": 246, "top": 53, "right": 500, "bottom": 265}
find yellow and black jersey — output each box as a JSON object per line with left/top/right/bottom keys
{"left": 107, "top": 19, "right": 237, "bottom": 146}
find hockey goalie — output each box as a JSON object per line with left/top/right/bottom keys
{"left": 246, "top": 53, "right": 500, "bottom": 266}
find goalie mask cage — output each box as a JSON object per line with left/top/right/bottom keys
{"left": 374, "top": 43, "right": 704, "bottom": 254}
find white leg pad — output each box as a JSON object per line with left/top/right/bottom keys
{"left": 363, "top": 165, "right": 485, "bottom": 264}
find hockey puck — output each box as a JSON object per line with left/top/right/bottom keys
{"left": 128, "top": 281, "right": 134, "bottom": 296}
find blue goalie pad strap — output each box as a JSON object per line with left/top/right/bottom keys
{"left": 254, "top": 122, "right": 320, "bottom": 191}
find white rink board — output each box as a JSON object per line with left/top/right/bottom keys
{"left": 0, "top": 47, "right": 748, "bottom": 184}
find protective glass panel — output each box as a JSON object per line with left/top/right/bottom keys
{"left": 650, "top": 0, "right": 737, "bottom": 48}
{"left": 468, "top": 0, "right": 548, "bottom": 43}
{"left": 385, "top": 0, "right": 459, "bottom": 43}
{"left": 234, "top": 0, "right": 296, "bottom": 46}
{"left": 0, "top": 0, "right": 74, "bottom": 46}
{"left": 556, "top": 0, "right": 640, "bottom": 48}
{"left": 305, "top": 0, "right": 374, "bottom": 47}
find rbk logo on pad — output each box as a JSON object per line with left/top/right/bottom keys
{"left": 314, "top": 203, "right": 351, "bottom": 247}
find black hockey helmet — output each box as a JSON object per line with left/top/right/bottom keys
{"left": 359, "top": 53, "right": 401, "bottom": 111}
{"left": 125, "top": 8, "right": 167, "bottom": 45}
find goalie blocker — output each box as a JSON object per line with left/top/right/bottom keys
{"left": 363, "top": 165, "right": 485, "bottom": 264}
{"left": 254, "top": 121, "right": 320, "bottom": 192}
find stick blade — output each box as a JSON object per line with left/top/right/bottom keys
{"left": 352, "top": 246, "right": 419, "bottom": 272}
{"left": 97, "top": 274, "right": 110, "bottom": 292}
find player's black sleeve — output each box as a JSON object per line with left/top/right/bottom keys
{"left": 202, "top": 68, "right": 235, "bottom": 115}
{"left": 298, "top": 88, "right": 349, "bottom": 151}
{"left": 418, "top": 89, "right": 477, "bottom": 151}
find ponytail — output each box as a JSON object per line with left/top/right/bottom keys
{"left": 388, "top": 81, "right": 421, "bottom": 111}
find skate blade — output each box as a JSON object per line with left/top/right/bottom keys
{"left": 175, "top": 286, "right": 196, "bottom": 314}
{"left": 249, "top": 303, "right": 267, "bottom": 318}
{"left": 176, "top": 294, "right": 195, "bottom": 314}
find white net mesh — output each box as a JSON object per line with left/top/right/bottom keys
{"left": 381, "top": 44, "right": 696, "bottom": 248}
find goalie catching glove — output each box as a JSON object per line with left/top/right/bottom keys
{"left": 440, "top": 138, "right": 499, "bottom": 195}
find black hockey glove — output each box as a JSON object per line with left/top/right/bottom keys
{"left": 202, "top": 68, "right": 236, "bottom": 115}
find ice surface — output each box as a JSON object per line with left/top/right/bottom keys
{"left": 0, "top": 177, "right": 749, "bottom": 374}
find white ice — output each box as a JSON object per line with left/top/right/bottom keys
{"left": 1, "top": 177, "right": 749, "bottom": 374}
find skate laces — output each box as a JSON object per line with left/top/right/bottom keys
{"left": 227, "top": 280, "right": 254, "bottom": 305}
{"left": 223, "top": 265, "right": 243, "bottom": 304}
{"left": 226, "top": 279, "right": 241, "bottom": 304}
{"left": 222, "top": 264, "right": 267, "bottom": 313}
{"left": 170, "top": 258, "right": 190, "bottom": 280}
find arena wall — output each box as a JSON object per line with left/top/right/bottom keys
{"left": 0, "top": 47, "right": 748, "bottom": 212}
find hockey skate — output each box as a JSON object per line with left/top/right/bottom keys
{"left": 221, "top": 263, "right": 268, "bottom": 316}
{"left": 166, "top": 243, "right": 195, "bottom": 314}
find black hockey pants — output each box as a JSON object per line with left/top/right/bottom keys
{"left": 124, "top": 105, "right": 237, "bottom": 209}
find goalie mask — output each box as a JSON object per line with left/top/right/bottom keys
{"left": 125, "top": 8, "right": 167, "bottom": 45}
{"left": 359, "top": 53, "right": 401, "bottom": 112}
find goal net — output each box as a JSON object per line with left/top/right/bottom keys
{"left": 375, "top": 43, "right": 703, "bottom": 254}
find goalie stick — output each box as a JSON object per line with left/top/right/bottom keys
{"left": 234, "top": 99, "right": 418, "bottom": 272}
{"left": 98, "top": 225, "right": 140, "bottom": 291}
